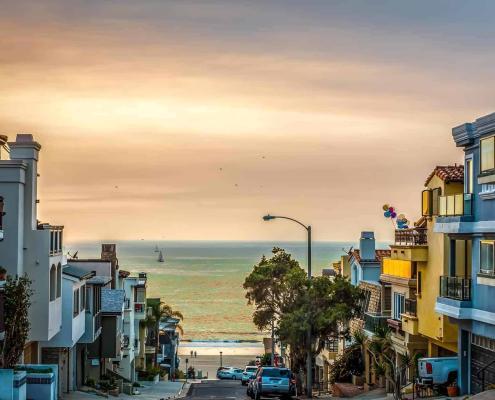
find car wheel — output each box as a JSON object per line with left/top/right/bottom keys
{"left": 233, "top": 376, "right": 236, "bottom": 380}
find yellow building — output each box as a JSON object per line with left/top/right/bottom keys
{"left": 400, "top": 166, "right": 465, "bottom": 357}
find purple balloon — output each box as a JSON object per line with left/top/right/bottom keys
{"left": 391, "top": 212, "right": 397, "bottom": 218}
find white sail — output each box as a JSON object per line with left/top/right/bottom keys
{"left": 158, "top": 250, "right": 164, "bottom": 262}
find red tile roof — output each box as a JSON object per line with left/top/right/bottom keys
{"left": 425, "top": 165, "right": 464, "bottom": 187}
{"left": 348, "top": 249, "right": 391, "bottom": 263}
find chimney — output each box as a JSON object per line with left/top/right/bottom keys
{"left": 360, "top": 231, "right": 376, "bottom": 261}
{"left": 8, "top": 134, "right": 42, "bottom": 231}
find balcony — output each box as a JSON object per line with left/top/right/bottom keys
{"left": 439, "top": 193, "right": 472, "bottom": 217}
{"left": 395, "top": 228, "right": 427, "bottom": 246}
{"left": 364, "top": 312, "right": 390, "bottom": 334}
{"left": 401, "top": 298, "right": 419, "bottom": 335}
{"left": 37, "top": 224, "right": 64, "bottom": 256}
{"left": 440, "top": 276, "right": 471, "bottom": 301}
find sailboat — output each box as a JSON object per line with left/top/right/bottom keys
{"left": 157, "top": 250, "right": 164, "bottom": 263}
{"left": 154, "top": 245, "right": 159, "bottom": 253}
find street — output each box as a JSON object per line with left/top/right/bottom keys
{"left": 186, "top": 380, "right": 250, "bottom": 400}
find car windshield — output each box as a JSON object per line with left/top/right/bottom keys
{"left": 262, "top": 369, "right": 290, "bottom": 377}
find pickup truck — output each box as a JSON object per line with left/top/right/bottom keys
{"left": 418, "top": 357, "right": 458, "bottom": 385}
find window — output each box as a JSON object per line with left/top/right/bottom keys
{"left": 466, "top": 158, "right": 474, "bottom": 194}
{"left": 481, "top": 136, "right": 495, "bottom": 172}
{"left": 49, "top": 264, "right": 56, "bottom": 301}
{"left": 383, "top": 286, "right": 392, "bottom": 313}
{"left": 73, "top": 288, "right": 80, "bottom": 317}
{"left": 85, "top": 286, "right": 91, "bottom": 311}
{"left": 431, "top": 188, "right": 441, "bottom": 216}
{"left": 80, "top": 284, "right": 85, "bottom": 312}
{"left": 480, "top": 241, "right": 495, "bottom": 275}
{"left": 56, "top": 263, "right": 62, "bottom": 298}
{"left": 417, "top": 271, "right": 422, "bottom": 295}
{"left": 0, "top": 196, "right": 4, "bottom": 241}
{"left": 393, "top": 292, "right": 405, "bottom": 320}
{"left": 422, "top": 190, "right": 431, "bottom": 216}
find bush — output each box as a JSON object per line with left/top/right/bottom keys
{"left": 85, "top": 378, "right": 96, "bottom": 387}
{"left": 329, "top": 345, "right": 364, "bottom": 384}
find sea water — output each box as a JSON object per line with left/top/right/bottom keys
{"left": 66, "top": 240, "right": 356, "bottom": 347}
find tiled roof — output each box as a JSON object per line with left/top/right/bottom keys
{"left": 63, "top": 265, "right": 94, "bottom": 280}
{"left": 425, "top": 165, "right": 464, "bottom": 187}
{"left": 349, "top": 249, "right": 391, "bottom": 263}
{"left": 87, "top": 275, "right": 112, "bottom": 286}
{"left": 101, "top": 289, "right": 125, "bottom": 315}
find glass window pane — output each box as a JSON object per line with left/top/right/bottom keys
{"left": 422, "top": 190, "right": 431, "bottom": 216}
{"left": 481, "top": 241, "right": 494, "bottom": 273}
{"left": 481, "top": 137, "right": 495, "bottom": 172}
{"left": 466, "top": 159, "right": 473, "bottom": 194}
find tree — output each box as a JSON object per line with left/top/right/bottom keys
{"left": 244, "top": 248, "right": 363, "bottom": 393}
{"left": 243, "top": 247, "right": 307, "bottom": 332}
{"left": 145, "top": 301, "right": 184, "bottom": 366}
{"left": 277, "top": 274, "right": 363, "bottom": 374}
{"left": 0, "top": 275, "right": 33, "bottom": 368}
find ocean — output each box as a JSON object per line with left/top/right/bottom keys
{"left": 66, "top": 240, "right": 357, "bottom": 344}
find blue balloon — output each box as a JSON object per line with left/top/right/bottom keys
{"left": 384, "top": 211, "right": 391, "bottom": 218}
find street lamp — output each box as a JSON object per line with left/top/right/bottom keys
{"left": 263, "top": 214, "right": 313, "bottom": 398}
{"left": 219, "top": 351, "right": 223, "bottom": 368}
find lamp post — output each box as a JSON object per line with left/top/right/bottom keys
{"left": 263, "top": 214, "right": 312, "bottom": 397}
{"left": 219, "top": 351, "right": 223, "bottom": 368}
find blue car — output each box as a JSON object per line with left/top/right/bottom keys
{"left": 252, "top": 367, "right": 296, "bottom": 399}
{"left": 217, "top": 367, "right": 244, "bottom": 380}
{"left": 242, "top": 366, "right": 259, "bottom": 386}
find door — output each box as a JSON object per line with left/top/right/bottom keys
{"left": 471, "top": 344, "right": 495, "bottom": 394}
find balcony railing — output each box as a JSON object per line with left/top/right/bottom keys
{"left": 395, "top": 228, "right": 427, "bottom": 246}
{"left": 364, "top": 312, "right": 390, "bottom": 333}
{"left": 404, "top": 298, "right": 417, "bottom": 317}
{"left": 440, "top": 276, "right": 471, "bottom": 301}
{"left": 439, "top": 193, "right": 472, "bottom": 217}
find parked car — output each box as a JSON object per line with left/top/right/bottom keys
{"left": 216, "top": 366, "right": 232, "bottom": 378}
{"left": 252, "top": 367, "right": 296, "bottom": 399}
{"left": 242, "top": 366, "right": 259, "bottom": 386}
{"left": 418, "top": 357, "right": 458, "bottom": 385}
{"left": 217, "top": 367, "right": 244, "bottom": 380}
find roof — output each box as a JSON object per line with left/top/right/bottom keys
{"left": 349, "top": 249, "right": 391, "bottom": 264}
{"left": 119, "top": 270, "right": 130, "bottom": 278}
{"left": 101, "top": 289, "right": 125, "bottom": 315}
{"left": 63, "top": 265, "right": 94, "bottom": 280}
{"left": 87, "top": 275, "right": 112, "bottom": 286}
{"left": 424, "top": 165, "right": 464, "bottom": 187}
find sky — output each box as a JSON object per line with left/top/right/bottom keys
{"left": 1, "top": 0, "right": 495, "bottom": 242}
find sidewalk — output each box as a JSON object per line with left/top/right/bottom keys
{"left": 62, "top": 380, "right": 187, "bottom": 400}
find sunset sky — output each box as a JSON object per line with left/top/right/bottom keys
{"left": 1, "top": 0, "right": 495, "bottom": 242}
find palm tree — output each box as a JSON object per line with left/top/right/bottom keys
{"left": 145, "top": 301, "right": 184, "bottom": 366}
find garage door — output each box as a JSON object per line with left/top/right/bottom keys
{"left": 471, "top": 334, "right": 495, "bottom": 394}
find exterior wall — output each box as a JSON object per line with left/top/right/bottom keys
{"left": 417, "top": 177, "right": 458, "bottom": 352}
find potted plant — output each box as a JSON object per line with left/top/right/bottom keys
{"left": 446, "top": 380, "right": 459, "bottom": 397}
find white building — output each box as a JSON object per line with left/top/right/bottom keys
{"left": 40, "top": 265, "right": 94, "bottom": 393}
{"left": 0, "top": 134, "right": 65, "bottom": 363}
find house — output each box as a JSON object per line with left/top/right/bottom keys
{"left": 435, "top": 112, "right": 495, "bottom": 394}
{"left": 349, "top": 232, "right": 391, "bottom": 286}
{"left": 0, "top": 134, "right": 65, "bottom": 364}
{"left": 39, "top": 265, "right": 94, "bottom": 394}
{"left": 159, "top": 317, "right": 181, "bottom": 379}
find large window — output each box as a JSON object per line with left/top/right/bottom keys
{"left": 481, "top": 241, "right": 495, "bottom": 275}
{"left": 481, "top": 136, "right": 495, "bottom": 173}
{"left": 466, "top": 158, "right": 474, "bottom": 194}
{"left": 73, "top": 288, "right": 80, "bottom": 317}
{"left": 56, "top": 263, "right": 62, "bottom": 298}
{"left": 0, "top": 196, "right": 4, "bottom": 241}
{"left": 49, "top": 264, "right": 56, "bottom": 301}
{"left": 80, "top": 284, "right": 86, "bottom": 312}
{"left": 393, "top": 292, "right": 405, "bottom": 320}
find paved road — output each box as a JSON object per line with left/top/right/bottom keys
{"left": 186, "top": 380, "right": 249, "bottom": 400}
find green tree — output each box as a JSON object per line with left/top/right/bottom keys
{"left": 145, "top": 301, "right": 184, "bottom": 366}
{"left": 277, "top": 275, "right": 363, "bottom": 373}
{"left": 0, "top": 275, "right": 33, "bottom": 368}
{"left": 243, "top": 247, "right": 307, "bottom": 331}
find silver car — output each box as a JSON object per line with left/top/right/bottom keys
{"left": 217, "top": 367, "right": 244, "bottom": 380}
{"left": 252, "top": 367, "right": 295, "bottom": 399}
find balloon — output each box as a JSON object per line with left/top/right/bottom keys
{"left": 391, "top": 212, "right": 397, "bottom": 218}
{"left": 384, "top": 211, "right": 391, "bottom": 218}
{"left": 382, "top": 204, "right": 389, "bottom": 211}
{"left": 388, "top": 207, "right": 395, "bottom": 213}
